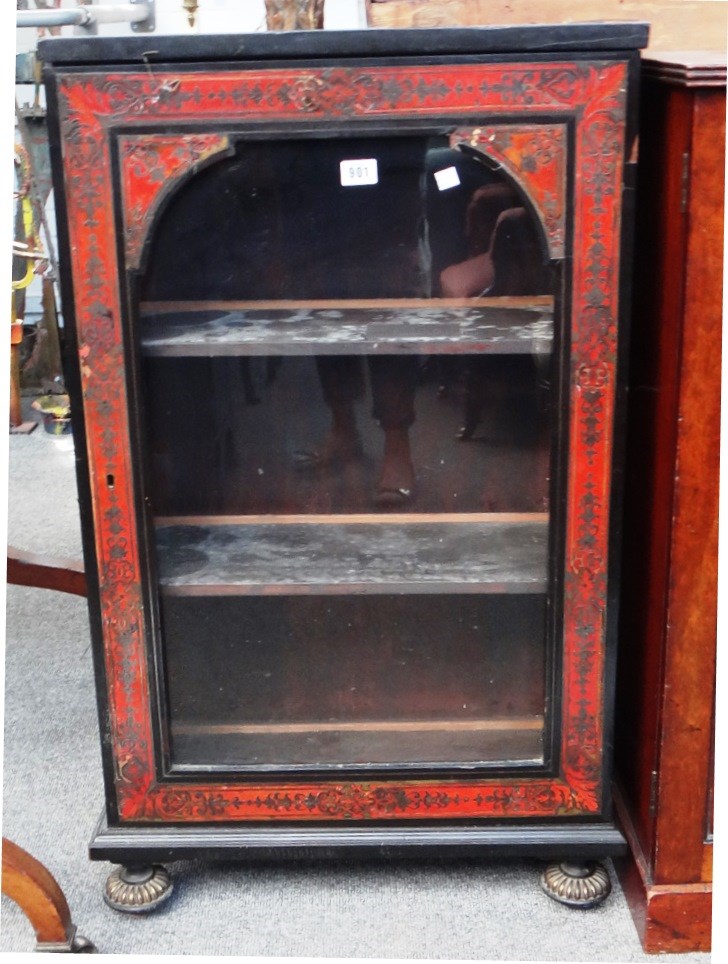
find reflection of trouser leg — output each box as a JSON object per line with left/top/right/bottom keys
{"left": 317, "top": 356, "right": 365, "bottom": 411}
{"left": 369, "top": 357, "right": 418, "bottom": 504}
{"left": 304, "top": 356, "right": 364, "bottom": 463}
{"left": 368, "top": 356, "right": 418, "bottom": 429}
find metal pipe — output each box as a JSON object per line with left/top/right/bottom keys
{"left": 17, "top": 4, "right": 151, "bottom": 29}
{"left": 17, "top": 9, "right": 90, "bottom": 28}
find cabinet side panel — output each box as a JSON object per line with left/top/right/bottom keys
{"left": 42, "top": 70, "right": 121, "bottom": 824}
{"left": 615, "top": 81, "right": 691, "bottom": 860}
{"left": 53, "top": 69, "right": 158, "bottom": 822}
{"left": 652, "top": 88, "right": 723, "bottom": 885}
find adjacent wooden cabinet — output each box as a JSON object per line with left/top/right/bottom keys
{"left": 40, "top": 25, "right": 645, "bottom": 912}
{"left": 615, "top": 51, "right": 724, "bottom": 953}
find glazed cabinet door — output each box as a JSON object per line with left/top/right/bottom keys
{"left": 139, "top": 130, "right": 555, "bottom": 776}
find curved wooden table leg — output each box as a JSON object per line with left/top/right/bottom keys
{"left": 6, "top": 547, "right": 87, "bottom": 597}
{"left": 5, "top": 553, "right": 93, "bottom": 949}
{"left": 2, "top": 837, "right": 96, "bottom": 952}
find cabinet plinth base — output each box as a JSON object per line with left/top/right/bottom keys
{"left": 89, "top": 811, "right": 626, "bottom": 864}
{"left": 103, "top": 864, "right": 173, "bottom": 914}
{"left": 541, "top": 860, "right": 612, "bottom": 908}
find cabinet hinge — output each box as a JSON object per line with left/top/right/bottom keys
{"left": 649, "top": 769, "right": 659, "bottom": 815}
{"left": 681, "top": 152, "right": 690, "bottom": 212}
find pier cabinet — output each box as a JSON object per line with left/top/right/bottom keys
{"left": 40, "top": 23, "right": 646, "bottom": 911}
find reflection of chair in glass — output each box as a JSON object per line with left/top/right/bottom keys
{"left": 440, "top": 180, "right": 545, "bottom": 298}
{"left": 439, "top": 186, "right": 551, "bottom": 442}
{"left": 440, "top": 182, "right": 520, "bottom": 298}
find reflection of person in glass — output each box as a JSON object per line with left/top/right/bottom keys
{"left": 300, "top": 145, "right": 549, "bottom": 505}
{"left": 300, "top": 356, "right": 419, "bottom": 507}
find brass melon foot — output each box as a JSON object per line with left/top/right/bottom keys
{"left": 103, "top": 864, "right": 173, "bottom": 914}
{"left": 540, "top": 860, "right": 611, "bottom": 909}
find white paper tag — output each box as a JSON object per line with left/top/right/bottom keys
{"left": 340, "top": 158, "right": 379, "bottom": 186}
{"left": 434, "top": 166, "right": 461, "bottom": 191}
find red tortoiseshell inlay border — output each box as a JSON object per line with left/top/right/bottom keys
{"left": 56, "top": 59, "right": 626, "bottom": 822}
{"left": 119, "top": 133, "right": 233, "bottom": 270}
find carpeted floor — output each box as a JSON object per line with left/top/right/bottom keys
{"left": 1, "top": 420, "right": 713, "bottom": 960}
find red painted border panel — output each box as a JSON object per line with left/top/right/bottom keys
{"left": 56, "top": 60, "right": 627, "bottom": 823}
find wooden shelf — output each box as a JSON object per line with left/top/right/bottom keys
{"left": 171, "top": 716, "right": 545, "bottom": 769}
{"left": 139, "top": 297, "right": 553, "bottom": 357}
{"left": 154, "top": 514, "right": 549, "bottom": 595}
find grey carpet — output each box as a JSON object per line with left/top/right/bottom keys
{"left": 1, "top": 421, "right": 712, "bottom": 960}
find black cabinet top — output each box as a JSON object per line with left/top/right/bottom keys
{"left": 38, "top": 23, "right": 648, "bottom": 67}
